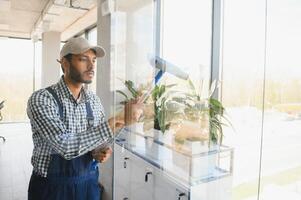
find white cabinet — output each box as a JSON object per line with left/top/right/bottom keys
{"left": 114, "top": 144, "right": 189, "bottom": 200}
{"left": 129, "top": 150, "right": 154, "bottom": 200}
{"left": 154, "top": 172, "right": 188, "bottom": 200}
{"left": 113, "top": 131, "right": 233, "bottom": 200}
{"left": 114, "top": 145, "right": 131, "bottom": 200}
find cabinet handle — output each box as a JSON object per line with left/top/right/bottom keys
{"left": 178, "top": 192, "right": 186, "bottom": 200}
{"left": 123, "top": 157, "right": 129, "bottom": 168}
{"left": 145, "top": 171, "right": 152, "bottom": 182}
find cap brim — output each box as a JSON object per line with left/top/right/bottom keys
{"left": 90, "top": 46, "right": 106, "bottom": 58}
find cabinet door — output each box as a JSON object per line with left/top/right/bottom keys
{"left": 129, "top": 152, "right": 155, "bottom": 200}
{"left": 154, "top": 172, "right": 189, "bottom": 200}
{"left": 114, "top": 144, "right": 131, "bottom": 200}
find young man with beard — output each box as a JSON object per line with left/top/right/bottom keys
{"left": 27, "top": 37, "right": 142, "bottom": 200}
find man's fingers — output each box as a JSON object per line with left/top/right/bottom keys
{"left": 106, "top": 147, "right": 113, "bottom": 154}
{"left": 95, "top": 147, "right": 112, "bottom": 163}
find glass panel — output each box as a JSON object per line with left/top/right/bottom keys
{"left": 162, "top": 0, "right": 212, "bottom": 94}
{"left": 112, "top": 0, "right": 155, "bottom": 199}
{"left": 160, "top": 2, "right": 220, "bottom": 197}
{"left": 260, "top": 1, "right": 301, "bottom": 199}
{"left": 0, "top": 38, "right": 34, "bottom": 122}
{"left": 221, "top": 0, "right": 266, "bottom": 199}
{"left": 112, "top": 0, "right": 230, "bottom": 199}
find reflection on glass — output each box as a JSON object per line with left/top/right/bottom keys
{"left": 0, "top": 38, "right": 34, "bottom": 122}
{"left": 113, "top": 1, "right": 156, "bottom": 199}
{"left": 260, "top": 1, "right": 301, "bottom": 199}
{"left": 161, "top": 0, "right": 212, "bottom": 151}
{"left": 112, "top": 0, "right": 233, "bottom": 200}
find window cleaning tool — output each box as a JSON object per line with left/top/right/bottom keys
{"left": 140, "top": 56, "right": 189, "bottom": 103}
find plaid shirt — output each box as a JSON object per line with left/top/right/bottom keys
{"left": 27, "top": 76, "right": 113, "bottom": 177}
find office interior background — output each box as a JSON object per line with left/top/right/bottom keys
{"left": 0, "top": 0, "right": 301, "bottom": 200}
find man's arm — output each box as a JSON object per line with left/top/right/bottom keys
{"left": 91, "top": 98, "right": 143, "bottom": 162}
{"left": 27, "top": 90, "right": 113, "bottom": 160}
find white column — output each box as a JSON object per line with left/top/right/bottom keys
{"left": 42, "top": 31, "right": 61, "bottom": 88}
{"left": 96, "top": 1, "right": 114, "bottom": 200}
{"left": 96, "top": 2, "right": 112, "bottom": 116}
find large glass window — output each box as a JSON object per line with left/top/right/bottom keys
{"left": 0, "top": 38, "right": 34, "bottom": 122}
{"left": 260, "top": 1, "right": 301, "bottom": 199}
{"left": 112, "top": 1, "right": 226, "bottom": 200}
{"left": 221, "top": 0, "right": 266, "bottom": 199}
{"left": 111, "top": 0, "right": 301, "bottom": 199}
{"left": 221, "top": 0, "right": 301, "bottom": 199}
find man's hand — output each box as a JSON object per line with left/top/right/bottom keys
{"left": 108, "top": 115, "right": 125, "bottom": 133}
{"left": 92, "top": 147, "right": 113, "bottom": 163}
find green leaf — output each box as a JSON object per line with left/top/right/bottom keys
{"left": 125, "top": 80, "right": 139, "bottom": 98}
{"left": 116, "top": 90, "right": 129, "bottom": 101}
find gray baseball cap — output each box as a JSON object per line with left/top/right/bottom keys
{"left": 60, "top": 37, "right": 105, "bottom": 59}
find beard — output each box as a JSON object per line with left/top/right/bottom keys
{"left": 69, "top": 63, "right": 93, "bottom": 84}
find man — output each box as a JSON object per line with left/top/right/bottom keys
{"left": 27, "top": 37, "right": 142, "bottom": 200}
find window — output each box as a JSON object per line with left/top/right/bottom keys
{"left": 221, "top": 0, "right": 266, "bottom": 199}
{"left": 260, "top": 1, "right": 301, "bottom": 199}
{"left": 0, "top": 38, "right": 34, "bottom": 122}
{"left": 221, "top": 0, "right": 301, "bottom": 199}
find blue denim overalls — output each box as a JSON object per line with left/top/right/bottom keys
{"left": 28, "top": 87, "right": 101, "bottom": 200}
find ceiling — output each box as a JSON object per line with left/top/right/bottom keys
{"left": 0, "top": 0, "right": 97, "bottom": 41}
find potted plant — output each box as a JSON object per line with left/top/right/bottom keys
{"left": 116, "top": 79, "right": 176, "bottom": 133}
{"left": 116, "top": 79, "right": 179, "bottom": 161}
{"left": 166, "top": 79, "right": 232, "bottom": 148}
{"left": 164, "top": 79, "right": 233, "bottom": 179}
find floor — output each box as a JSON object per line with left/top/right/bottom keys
{"left": 0, "top": 123, "right": 33, "bottom": 200}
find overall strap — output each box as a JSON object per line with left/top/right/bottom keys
{"left": 85, "top": 101, "right": 94, "bottom": 127}
{"left": 46, "top": 87, "right": 64, "bottom": 120}
{"left": 46, "top": 86, "right": 94, "bottom": 126}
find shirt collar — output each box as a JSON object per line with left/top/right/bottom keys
{"left": 56, "top": 76, "right": 91, "bottom": 103}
